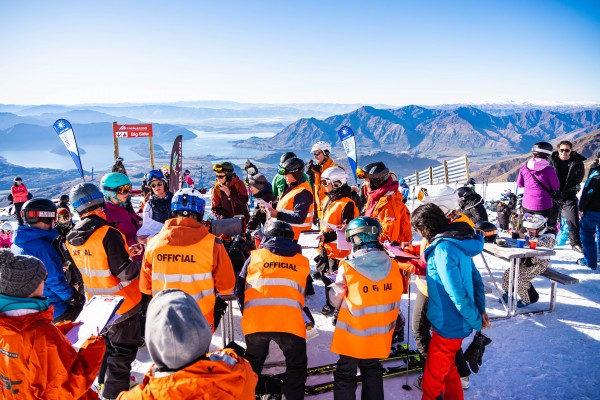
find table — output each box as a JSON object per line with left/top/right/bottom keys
{"left": 482, "top": 240, "right": 556, "bottom": 320}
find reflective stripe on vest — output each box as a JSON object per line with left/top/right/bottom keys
{"left": 335, "top": 320, "right": 397, "bottom": 337}
{"left": 320, "top": 197, "right": 358, "bottom": 259}
{"left": 86, "top": 279, "right": 133, "bottom": 295}
{"left": 277, "top": 180, "right": 314, "bottom": 240}
{"left": 341, "top": 300, "right": 401, "bottom": 317}
{"left": 152, "top": 271, "right": 213, "bottom": 283}
{"left": 242, "top": 248, "right": 310, "bottom": 338}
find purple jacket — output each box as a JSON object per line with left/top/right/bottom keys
{"left": 517, "top": 158, "right": 560, "bottom": 211}
{"left": 105, "top": 201, "right": 141, "bottom": 247}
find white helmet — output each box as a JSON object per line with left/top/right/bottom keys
{"left": 311, "top": 141, "right": 331, "bottom": 154}
{"left": 418, "top": 185, "right": 459, "bottom": 216}
{"left": 522, "top": 213, "right": 548, "bottom": 234}
{"left": 321, "top": 166, "right": 347, "bottom": 189}
{"left": 1, "top": 222, "right": 12, "bottom": 231}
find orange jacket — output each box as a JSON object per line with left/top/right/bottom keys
{"left": 276, "top": 180, "right": 314, "bottom": 240}
{"left": 366, "top": 190, "right": 412, "bottom": 244}
{"left": 140, "top": 217, "right": 235, "bottom": 330}
{"left": 0, "top": 307, "right": 105, "bottom": 400}
{"left": 242, "top": 248, "right": 310, "bottom": 338}
{"left": 331, "top": 254, "right": 403, "bottom": 359}
{"left": 10, "top": 184, "right": 29, "bottom": 203}
{"left": 117, "top": 348, "right": 257, "bottom": 400}
{"left": 319, "top": 197, "right": 358, "bottom": 259}
{"left": 311, "top": 157, "right": 339, "bottom": 221}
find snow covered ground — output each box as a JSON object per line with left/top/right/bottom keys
{"left": 127, "top": 182, "right": 600, "bottom": 399}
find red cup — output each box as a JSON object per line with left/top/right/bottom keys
{"left": 529, "top": 240, "right": 538, "bottom": 249}
{"left": 412, "top": 242, "right": 421, "bottom": 256}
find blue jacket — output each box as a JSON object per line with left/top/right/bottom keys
{"left": 424, "top": 230, "right": 485, "bottom": 339}
{"left": 11, "top": 226, "right": 73, "bottom": 318}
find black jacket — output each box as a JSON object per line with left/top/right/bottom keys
{"left": 579, "top": 161, "right": 600, "bottom": 212}
{"left": 146, "top": 192, "right": 174, "bottom": 223}
{"left": 550, "top": 151, "right": 586, "bottom": 196}
{"left": 247, "top": 187, "right": 276, "bottom": 231}
{"left": 458, "top": 192, "right": 488, "bottom": 224}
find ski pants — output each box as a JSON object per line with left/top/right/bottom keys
{"left": 422, "top": 331, "right": 464, "bottom": 400}
{"left": 14, "top": 202, "right": 25, "bottom": 226}
{"left": 100, "top": 314, "right": 142, "bottom": 399}
{"left": 412, "top": 290, "right": 470, "bottom": 377}
{"left": 245, "top": 332, "right": 307, "bottom": 400}
{"left": 553, "top": 196, "right": 581, "bottom": 246}
{"left": 580, "top": 210, "right": 600, "bottom": 270}
{"left": 333, "top": 355, "right": 383, "bottom": 400}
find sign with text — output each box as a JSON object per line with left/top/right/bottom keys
{"left": 113, "top": 124, "right": 153, "bottom": 138}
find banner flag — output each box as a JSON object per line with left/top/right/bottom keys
{"left": 53, "top": 119, "right": 85, "bottom": 181}
{"left": 169, "top": 135, "right": 183, "bottom": 192}
{"left": 337, "top": 126, "right": 358, "bottom": 184}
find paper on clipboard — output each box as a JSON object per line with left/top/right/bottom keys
{"left": 255, "top": 198, "right": 273, "bottom": 209}
{"left": 298, "top": 231, "right": 321, "bottom": 248}
{"left": 336, "top": 230, "right": 352, "bottom": 251}
{"left": 383, "top": 242, "right": 419, "bottom": 259}
{"left": 65, "top": 295, "right": 124, "bottom": 350}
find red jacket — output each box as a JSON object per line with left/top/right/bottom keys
{"left": 11, "top": 184, "right": 29, "bottom": 203}
{"left": 211, "top": 176, "right": 249, "bottom": 220}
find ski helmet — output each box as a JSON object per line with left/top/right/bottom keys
{"left": 359, "top": 162, "right": 390, "bottom": 190}
{"left": 263, "top": 220, "right": 295, "bottom": 240}
{"left": 456, "top": 186, "right": 475, "bottom": 201}
{"left": 522, "top": 213, "right": 548, "bottom": 234}
{"left": 171, "top": 188, "right": 205, "bottom": 218}
{"left": 59, "top": 194, "right": 70, "bottom": 203}
{"left": 531, "top": 142, "right": 553, "bottom": 157}
{"left": 116, "top": 157, "right": 124, "bottom": 162}
{"left": 279, "top": 152, "right": 297, "bottom": 164}
{"left": 1, "top": 222, "right": 13, "bottom": 232}
{"left": 320, "top": 166, "right": 347, "bottom": 189}
{"left": 146, "top": 169, "right": 166, "bottom": 183}
{"left": 160, "top": 165, "right": 170, "bottom": 175}
{"left": 345, "top": 216, "right": 382, "bottom": 247}
{"left": 311, "top": 141, "right": 332, "bottom": 155}
{"left": 13, "top": 177, "right": 22, "bottom": 183}
{"left": 279, "top": 157, "right": 305, "bottom": 179}
{"left": 418, "top": 185, "right": 459, "bottom": 216}
{"left": 466, "top": 177, "right": 476, "bottom": 186}
{"left": 213, "top": 162, "right": 235, "bottom": 174}
{"left": 475, "top": 221, "right": 498, "bottom": 243}
{"left": 21, "top": 198, "right": 58, "bottom": 225}
{"left": 70, "top": 183, "right": 105, "bottom": 214}
{"left": 101, "top": 172, "right": 132, "bottom": 197}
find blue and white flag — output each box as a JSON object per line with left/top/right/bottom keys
{"left": 337, "top": 126, "right": 358, "bottom": 184}
{"left": 53, "top": 119, "right": 85, "bottom": 181}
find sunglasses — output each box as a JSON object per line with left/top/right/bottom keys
{"left": 116, "top": 184, "right": 132, "bottom": 195}
{"left": 150, "top": 181, "right": 164, "bottom": 188}
{"left": 215, "top": 174, "right": 227, "bottom": 179}
{"left": 559, "top": 148, "right": 571, "bottom": 153}
{"left": 320, "top": 179, "right": 332, "bottom": 186}
{"left": 313, "top": 151, "right": 323, "bottom": 157}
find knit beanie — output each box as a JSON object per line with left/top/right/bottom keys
{"left": 248, "top": 173, "right": 268, "bottom": 190}
{"left": 146, "top": 289, "right": 212, "bottom": 371}
{"left": 0, "top": 249, "right": 47, "bottom": 297}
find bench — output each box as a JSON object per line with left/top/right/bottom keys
{"left": 537, "top": 267, "right": 580, "bottom": 314}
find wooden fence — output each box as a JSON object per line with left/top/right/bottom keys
{"left": 404, "top": 155, "right": 470, "bottom": 187}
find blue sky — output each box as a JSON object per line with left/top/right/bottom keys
{"left": 0, "top": 0, "right": 598, "bottom": 106}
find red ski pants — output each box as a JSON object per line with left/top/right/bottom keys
{"left": 422, "top": 331, "right": 464, "bottom": 400}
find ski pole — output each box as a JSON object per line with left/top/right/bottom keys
{"left": 402, "top": 277, "right": 412, "bottom": 391}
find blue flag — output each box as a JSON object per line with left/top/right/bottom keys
{"left": 53, "top": 119, "right": 85, "bottom": 181}
{"left": 337, "top": 126, "right": 358, "bottom": 184}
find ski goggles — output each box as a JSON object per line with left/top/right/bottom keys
{"left": 150, "top": 181, "right": 164, "bottom": 188}
{"left": 320, "top": 179, "right": 332, "bottom": 186}
{"left": 146, "top": 170, "right": 164, "bottom": 182}
{"left": 313, "top": 151, "right": 324, "bottom": 157}
{"left": 417, "top": 188, "right": 428, "bottom": 202}
{"left": 277, "top": 165, "right": 286, "bottom": 175}
{"left": 356, "top": 168, "right": 366, "bottom": 179}
{"left": 116, "top": 184, "right": 132, "bottom": 195}
{"left": 57, "top": 212, "right": 72, "bottom": 224}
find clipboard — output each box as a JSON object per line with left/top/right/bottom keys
{"left": 65, "top": 295, "right": 124, "bottom": 350}
{"left": 383, "top": 242, "right": 419, "bottom": 259}
{"left": 298, "top": 230, "right": 321, "bottom": 248}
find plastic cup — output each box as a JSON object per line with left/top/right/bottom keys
{"left": 517, "top": 239, "right": 526, "bottom": 248}
{"left": 529, "top": 239, "right": 538, "bottom": 249}
{"left": 412, "top": 242, "right": 421, "bottom": 256}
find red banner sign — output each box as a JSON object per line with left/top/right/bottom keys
{"left": 113, "top": 124, "right": 153, "bottom": 138}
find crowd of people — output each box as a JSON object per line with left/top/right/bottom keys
{"left": 0, "top": 138, "right": 597, "bottom": 400}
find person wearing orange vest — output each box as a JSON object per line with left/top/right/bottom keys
{"left": 140, "top": 188, "right": 235, "bottom": 331}
{"left": 359, "top": 161, "right": 412, "bottom": 245}
{"left": 117, "top": 289, "right": 257, "bottom": 400}
{"left": 10, "top": 177, "right": 29, "bottom": 226}
{"left": 316, "top": 166, "right": 359, "bottom": 316}
{"left": 236, "top": 220, "right": 311, "bottom": 400}
{"left": 329, "top": 216, "right": 404, "bottom": 399}
{"left": 308, "top": 141, "right": 340, "bottom": 224}
{"left": 66, "top": 183, "right": 144, "bottom": 400}
{"left": 266, "top": 157, "right": 314, "bottom": 241}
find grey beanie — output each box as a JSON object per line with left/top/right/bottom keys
{"left": 248, "top": 173, "right": 268, "bottom": 190}
{"left": 0, "top": 249, "right": 47, "bottom": 297}
{"left": 146, "top": 289, "right": 212, "bottom": 371}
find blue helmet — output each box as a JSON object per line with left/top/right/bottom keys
{"left": 171, "top": 188, "right": 205, "bottom": 217}
{"left": 345, "top": 216, "right": 382, "bottom": 247}
{"left": 146, "top": 169, "right": 165, "bottom": 183}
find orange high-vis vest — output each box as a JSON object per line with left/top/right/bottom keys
{"left": 313, "top": 157, "right": 339, "bottom": 221}
{"left": 367, "top": 190, "right": 412, "bottom": 244}
{"left": 242, "top": 248, "right": 310, "bottom": 339}
{"left": 144, "top": 234, "right": 221, "bottom": 329}
{"left": 331, "top": 256, "right": 403, "bottom": 359}
{"left": 276, "top": 180, "right": 314, "bottom": 241}
{"left": 319, "top": 197, "right": 358, "bottom": 260}
{"left": 67, "top": 225, "right": 141, "bottom": 315}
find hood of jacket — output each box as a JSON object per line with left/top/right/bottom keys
{"left": 526, "top": 157, "right": 553, "bottom": 172}
{"left": 425, "top": 228, "right": 484, "bottom": 259}
{"left": 346, "top": 248, "right": 392, "bottom": 281}
{"left": 0, "top": 305, "right": 53, "bottom": 336}
{"left": 260, "top": 236, "right": 302, "bottom": 257}
{"left": 12, "top": 225, "right": 58, "bottom": 246}
{"left": 66, "top": 215, "right": 109, "bottom": 246}
{"left": 152, "top": 217, "right": 211, "bottom": 247}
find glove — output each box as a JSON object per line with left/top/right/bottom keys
{"left": 463, "top": 332, "right": 492, "bottom": 373}
{"left": 409, "top": 258, "right": 426, "bottom": 276}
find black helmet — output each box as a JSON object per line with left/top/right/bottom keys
{"left": 467, "top": 177, "right": 476, "bottom": 186}
{"left": 70, "top": 183, "right": 105, "bottom": 214}
{"left": 475, "top": 221, "right": 498, "bottom": 243}
{"left": 21, "top": 198, "right": 57, "bottom": 225}
{"left": 59, "top": 194, "right": 70, "bottom": 203}
{"left": 279, "top": 152, "right": 297, "bottom": 164}
{"left": 532, "top": 142, "right": 553, "bottom": 157}
{"left": 280, "top": 157, "right": 305, "bottom": 177}
{"left": 360, "top": 161, "right": 389, "bottom": 190}
{"left": 263, "top": 220, "right": 295, "bottom": 240}
{"left": 456, "top": 186, "right": 474, "bottom": 201}
{"left": 13, "top": 177, "right": 22, "bottom": 183}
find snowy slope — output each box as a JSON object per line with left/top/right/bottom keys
{"left": 127, "top": 182, "right": 600, "bottom": 399}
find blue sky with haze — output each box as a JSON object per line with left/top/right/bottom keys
{"left": 0, "top": 0, "right": 598, "bottom": 105}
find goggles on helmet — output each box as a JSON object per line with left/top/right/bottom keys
{"left": 116, "top": 184, "right": 132, "bottom": 195}
{"left": 417, "top": 188, "right": 428, "bottom": 202}
{"left": 356, "top": 168, "right": 365, "bottom": 179}
{"left": 57, "top": 212, "right": 72, "bottom": 224}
